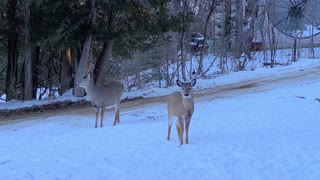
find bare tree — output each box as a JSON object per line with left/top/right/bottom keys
{"left": 179, "top": 0, "right": 189, "bottom": 81}
{"left": 197, "top": 0, "right": 222, "bottom": 76}
{"left": 266, "top": 22, "right": 277, "bottom": 67}
{"left": 219, "top": 0, "right": 231, "bottom": 72}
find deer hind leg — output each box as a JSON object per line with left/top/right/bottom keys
{"left": 113, "top": 104, "right": 120, "bottom": 126}
{"left": 116, "top": 103, "right": 121, "bottom": 124}
{"left": 100, "top": 108, "right": 105, "bottom": 128}
{"left": 167, "top": 117, "right": 174, "bottom": 141}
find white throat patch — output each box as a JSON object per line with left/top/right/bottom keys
{"left": 183, "top": 95, "right": 192, "bottom": 99}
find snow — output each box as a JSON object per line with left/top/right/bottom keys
{"left": 1, "top": 52, "right": 320, "bottom": 179}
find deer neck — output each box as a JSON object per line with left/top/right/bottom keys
{"left": 182, "top": 95, "right": 194, "bottom": 110}
{"left": 85, "top": 81, "right": 99, "bottom": 96}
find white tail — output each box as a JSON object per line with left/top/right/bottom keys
{"left": 167, "top": 79, "right": 196, "bottom": 145}
{"left": 77, "top": 75, "right": 124, "bottom": 128}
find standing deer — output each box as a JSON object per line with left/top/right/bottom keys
{"left": 167, "top": 79, "right": 196, "bottom": 145}
{"left": 77, "top": 74, "right": 124, "bottom": 128}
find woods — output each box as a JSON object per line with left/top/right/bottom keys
{"left": 0, "top": 0, "right": 315, "bottom": 101}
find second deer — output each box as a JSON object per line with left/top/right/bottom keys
{"left": 77, "top": 74, "right": 124, "bottom": 128}
{"left": 167, "top": 79, "right": 196, "bottom": 145}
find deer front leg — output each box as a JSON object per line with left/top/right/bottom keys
{"left": 94, "top": 107, "right": 99, "bottom": 128}
{"left": 176, "top": 124, "right": 181, "bottom": 144}
{"left": 185, "top": 117, "right": 191, "bottom": 144}
{"left": 177, "top": 117, "right": 184, "bottom": 145}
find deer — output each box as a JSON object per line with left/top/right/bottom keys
{"left": 77, "top": 74, "right": 124, "bottom": 128}
{"left": 167, "top": 79, "right": 196, "bottom": 145}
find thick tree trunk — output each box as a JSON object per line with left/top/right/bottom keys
{"left": 94, "top": 7, "right": 116, "bottom": 86}
{"left": 58, "top": 49, "right": 72, "bottom": 96}
{"left": 74, "top": 35, "right": 92, "bottom": 97}
{"left": 24, "top": 2, "right": 33, "bottom": 100}
{"left": 6, "top": 0, "right": 19, "bottom": 101}
{"left": 94, "top": 40, "right": 114, "bottom": 86}
{"left": 73, "top": 0, "right": 97, "bottom": 97}
{"left": 32, "top": 46, "right": 40, "bottom": 99}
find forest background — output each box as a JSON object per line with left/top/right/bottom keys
{"left": 0, "top": 0, "right": 315, "bottom": 102}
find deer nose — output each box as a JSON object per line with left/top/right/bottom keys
{"left": 184, "top": 93, "right": 189, "bottom": 96}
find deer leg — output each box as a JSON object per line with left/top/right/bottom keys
{"left": 167, "top": 117, "right": 173, "bottom": 141}
{"left": 176, "top": 117, "right": 184, "bottom": 145}
{"left": 185, "top": 117, "right": 191, "bottom": 144}
{"left": 180, "top": 119, "right": 184, "bottom": 145}
{"left": 116, "top": 107, "right": 120, "bottom": 124}
{"left": 167, "top": 124, "right": 172, "bottom": 141}
{"left": 113, "top": 115, "right": 117, "bottom": 126}
{"left": 113, "top": 108, "right": 118, "bottom": 126}
{"left": 116, "top": 103, "right": 120, "bottom": 124}
{"left": 93, "top": 106, "right": 99, "bottom": 128}
{"left": 113, "top": 104, "right": 120, "bottom": 126}
{"left": 95, "top": 112, "right": 98, "bottom": 128}
{"left": 176, "top": 124, "right": 181, "bottom": 144}
{"left": 100, "top": 108, "right": 105, "bottom": 128}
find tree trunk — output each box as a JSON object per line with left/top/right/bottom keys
{"left": 219, "top": 1, "right": 227, "bottom": 72}
{"left": 224, "top": 0, "right": 232, "bottom": 52}
{"left": 94, "top": 5, "right": 116, "bottom": 86}
{"left": 180, "top": 0, "right": 187, "bottom": 81}
{"left": 32, "top": 46, "right": 40, "bottom": 99}
{"left": 180, "top": 30, "right": 186, "bottom": 81}
{"left": 73, "top": 0, "right": 97, "bottom": 97}
{"left": 197, "top": 0, "right": 217, "bottom": 76}
{"left": 94, "top": 40, "right": 114, "bottom": 86}
{"left": 166, "top": 52, "right": 170, "bottom": 87}
{"left": 6, "top": 0, "right": 19, "bottom": 101}
{"left": 58, "top": 49, "right": 72, "bottom": 96}
{"left": 234, "top": 0, "right": 244, "bottom": 59}
{"left": 243, "top": 0, "right": 258, "bottom": 60}
{"left": 270, "top": 25, "right": 276, "bottom": 67}
{"left": 292, "top": 37, "right": 297, "bottom": 62}
{"left": 235, "top": 0, "right": 258, "bottom": 60}
{"left": 24, "top": 1, "right": 33, "bottom": 100}
{"left": 309, "top": 31, "right": 314, "bottom": 59}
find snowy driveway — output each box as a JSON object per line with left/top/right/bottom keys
{"left": 1, "top": 65, "right": 320, "bottom": 179}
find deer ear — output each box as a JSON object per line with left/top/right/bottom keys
{"left": 190, "top": 79, "right": 196, "bottom": 86}
{"left": 176, "top": 80, "right": 183, "bottom": 87}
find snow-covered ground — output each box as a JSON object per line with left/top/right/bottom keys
{"left": 1, "top": 55, "right": 320, "bottom": 179}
